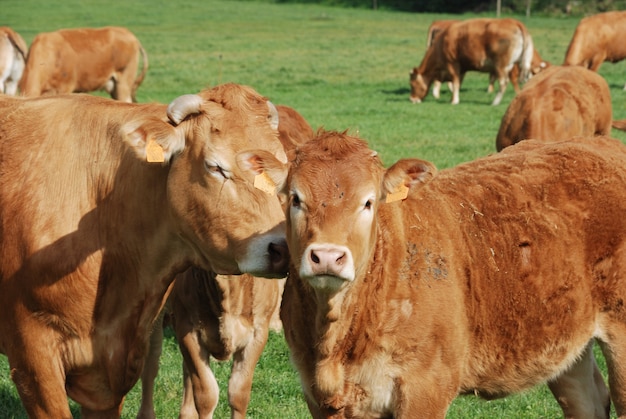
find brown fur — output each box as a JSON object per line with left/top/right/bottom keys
{"left": 19, "top": 26, "right": 148, "bottom": 102}
{"left": 0, "top": 83, "right": 290, "bottom": 417}
{"left": 0, "top": 26, "right": 27, "bottom": 95}
{"left": 410, "top": 18, "right": 534, "bottom": 105}
{"left": 496, "top": 66, "right": 612, "bottom": 151}
{"left": 242, "top": 131, "right": 626, "bottom": 418}
{"left": 564, "top": 11, "right": 626, "bottom": 89}
{"left": 137, "top": 104, "right": 313, "bottom": 419}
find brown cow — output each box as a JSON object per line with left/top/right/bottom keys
{"left": 0, "top": 27, "right": 27, "bottom": 95}
{"left": 137, "top": 104, "right": 314, "bottom": 419}
{"left": 0, "top": 83, "right": 290, "bottom": 417}
{"left": 429, "top": 22, "right": 549, "bottom": 97}
{"left": 564, "top": 11, "right": 626, "bottom": 90}
{"left": 242, "top": 131, "right": 626, "bottom": 418}
{"left": 19, "top": 26, "right": 148, "bottom": 102}
{"left": 410, "top": 18, "right": 534, "bottom": 105}
{"left": 496, "top": 65, "right": 612, "bottom": 151}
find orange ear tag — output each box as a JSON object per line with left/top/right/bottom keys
{"left": 254, "top": 172, "right": 276, "bottom": 195}
{"left": 385, "top": 184, "right": 409, "bottom": 203}
{"left": 146, "top": 138, "right": 165, "bottom": 163}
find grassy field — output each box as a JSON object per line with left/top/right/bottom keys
{"left": 2, "top": 0, "right": 626, "bottom": 417}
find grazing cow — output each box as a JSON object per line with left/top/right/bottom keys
{"left": 564, "top": 11, "right": 626, "bottom": 90}
{"left": 496, "top": 65, "right": 612, "bottom": 151}
{"left": 410, "top": 18, "right": 534, "bottom": 105}
{"left": 19, "top": 26, "right": 148, "bottom": 102}
{"left": 0, "top": 27, "right": 27, "bottom": 95}
{"left": 137, "top": 104, "right": 313, "bottom": 419}
{"left": 242, "top": 130, "right": 626, "bottom": 418}
{"left": 0, "top": 83, "right": 291, "bottom": 417}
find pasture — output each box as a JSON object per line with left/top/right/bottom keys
{"left": 2, "top": 0, "right": 626, "bottom": 417}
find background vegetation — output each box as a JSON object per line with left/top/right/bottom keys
{"left": 1, "top": 0, "right": 626, "bottom": 417}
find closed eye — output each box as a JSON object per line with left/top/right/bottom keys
{"left": 205, "top": 161, "right": 230, "bottom": 179}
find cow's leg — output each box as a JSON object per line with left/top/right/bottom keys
{"left": 548, "top": 340, "right": 610, "bottom": 419}
{"left": 598, "top": 329, "right": 626, "bottom": 418}
{"left": 491, "top": 74, "right": 508, "bottom": 106}
{"left": 487, "top": 74, "right": 495, "bottom": 93}
{"left": 178, "top": 331, "right": 220, "bottom": 419}
{"left": 450, "top": 77, "right": 461, "bottom": 105}
{"left": 227, "top": 329, "right": 270, "bottom": 419}
{"left": 432, "top": 80, "right": 442, "bottom": 99}
{"left": 8, "top": 324, "right": 74, "bottom": 418}
{"left": 137, "top": 313, "right": 165, "bottom": 419}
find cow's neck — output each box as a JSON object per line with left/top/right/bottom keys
{"left": 311, "top": 204, "right": 402, "bottom": 401}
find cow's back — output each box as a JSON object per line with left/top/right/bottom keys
{"left": 564, "top": 11, "right": 626, "bottom": 68}
{"left": 496, "top": 65, "right": 612, "bottom": 150}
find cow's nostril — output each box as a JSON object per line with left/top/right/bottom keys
{"left": 311, "top": 251, "right": 320, "bottom": 264}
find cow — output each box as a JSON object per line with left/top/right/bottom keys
{"left": 138, "top": 271, "right": 285, "bottom": 419}
{"left": 240, "top": 130, "right": 626, "bottom": 418}
{"left": 0, "top": 83, "right": 291, "bottom": 418}
{"left": 137, "top": 104, "right": 314, "bottom": 419}
{"left": 0, "top": 27, "right": 27, "bottom": 95}
{"left": 563, "top": 11, "right": 626, "bottom": 90}
{"left": 19, "top": 26, "right": 148, "bottom": 102}
{"left": 410, "top": 18, "right": 534, "bottom": 105}
{"left": 496, "top": 65, "right": 612, "bottom": 151}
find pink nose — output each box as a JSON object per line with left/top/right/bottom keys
{"left": 308, "top": 246, "right": 346, "bottom": 276}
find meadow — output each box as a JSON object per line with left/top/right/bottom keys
{"left": 2, "top": 0, "right": 626, "bottom": 417}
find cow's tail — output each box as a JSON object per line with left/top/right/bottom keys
{"left": 613, "top": 119, "right": 626, "bottom": 131}
{"left": 518, "top": 24, "right": 534, "bottom": 84}
{"left": 132, "top": 44, "right": 149, "bottom": 102}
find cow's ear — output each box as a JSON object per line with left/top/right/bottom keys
{"left": 382, "top": 158, "right": 437, "bottom": 202}
{"left": 122, "top": 117, "right": 186, "bottom": 164}
{"left": 237, "top": 150, "right": 289, "bottom": 197}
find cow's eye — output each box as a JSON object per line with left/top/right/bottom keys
{"left": 205, "top": 161, "right": 229, "bottom": 179}
{"left": 364, "top": 199, "right": 373, "bottom": 210}
{"left": 291, "top": 193, "right": 301, "bottom": 208}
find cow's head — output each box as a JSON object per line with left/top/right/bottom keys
{"left": 409, "top": 67, "right": 428, "bottom": 103}
{"left": 239, "top": 130, "right": 436, "bottom": 293}
{"left": 121, "top": 83, "right": 289, "bottom": 278}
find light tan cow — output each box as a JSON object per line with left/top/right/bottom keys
{"left": 410, "top": 18, "right": 534, "bottom": 105}
{"left": 19, "top": 26, "right": 148, "bottom": 102}
{"left": 496, "top": 65, "right": 612, "bottom": 151}
{"left": 242, "top": 130, "right": 626, "bottom": 418}
{"left": 0, "top": 83, "right": 290, "bottom": 417}
{"left": 564, "top": 11, "right": 626, "bottom": 90}
{"left": 0, "top": 27, "right": 27, "bottom": 95}
{"left": 137, "top": 104, "right": 314, "bottom": 419}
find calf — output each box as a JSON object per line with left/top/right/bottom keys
{"left": 19, "top": 26, "right": 148, "bottom": 102}
{"left": 410, "top": 18, "right": 534, "bottom": 105}
{"left": 564, "top": 11, "right": 626, "bottom": 90}
{"left": 0, "top": 27, "right": 27, "bottom": 95}
{"left": 244, "top": 130, "right": 626, "bottom": 418}
{"left": 496, "top": 65, "right": 612, "bottom": 151}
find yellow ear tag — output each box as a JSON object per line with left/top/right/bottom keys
{"left": 146, "top": 138, "right": 165, "bottom": 163}
{"left": 254, "top": 172, "right": 276, "bottom": 195}
{"left": 385, "top": 184, "right": 409, "bottom": 203}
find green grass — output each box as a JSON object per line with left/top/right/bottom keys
{"left": 2, "top": 0, "right": 626, "bottom": 417}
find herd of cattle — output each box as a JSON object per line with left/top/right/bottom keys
{"left": 1, "top": 9, "right": 626, "bottom": 419}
